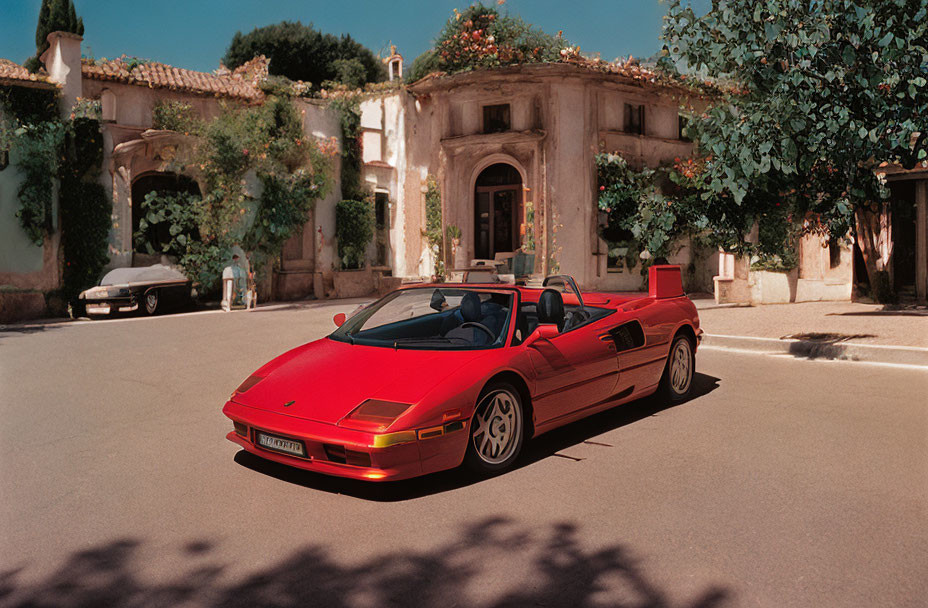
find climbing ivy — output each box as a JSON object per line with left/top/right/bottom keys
{"left": 422, "top": 175, "right": 444, "bottom": 278}
{"left": 150, "top": 94, "right": 333, "bottom": 293}
{"left": 327, "top": 89, "right": 364, "bottom": 201}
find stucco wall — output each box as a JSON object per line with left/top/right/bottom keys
{"left": 298, "top": 99, "right": 341, "bottom": 274}
{"left": 82, "top": 80, "right": 226, "bottom": 130}
{"left": 0, "top": 149, "right": 60, "bottom": 291}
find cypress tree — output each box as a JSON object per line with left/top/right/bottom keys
{"left": 26, "top": 0, "right": 83, "bottom": 72}
{"left": 34, "top": 0, "right": 51, "bottom": 48}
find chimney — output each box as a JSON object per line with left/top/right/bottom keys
{"left": 40, "top": 31, "right": 83, "bottom": 116}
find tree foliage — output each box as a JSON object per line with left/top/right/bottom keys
{"left": 661, "top": 0, "right": 928, "bottom": 297}
{"left": 407, "top": 3, "right": 568, "bottom": 82}
{"left": 222, "top": 21, "right": 385, "bottom": 89}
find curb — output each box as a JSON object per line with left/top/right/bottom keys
{"left": 701, "top": 334, "right": 928, "bottom": 368}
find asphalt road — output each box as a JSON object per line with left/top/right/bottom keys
{"left": 1, "top": 304, "right": 926, "bottom": 608}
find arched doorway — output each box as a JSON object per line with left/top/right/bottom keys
{"left": 474, "top": 163, "right": 523, "bottom": 260}
{"left": 131, "top": 172, "right": 200, "bottom": 262}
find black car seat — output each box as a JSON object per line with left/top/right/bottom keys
{"left": 537, "top": 289, "right": 565, "bottom": 332}
{"left": 563, "top": 308, "right": 592, "bottom": 331}
{"left": 444, "top": 292, "right": 493, "bottom": 345}
{"left": 480, "top": 300, "right": 507, "bottom": 337}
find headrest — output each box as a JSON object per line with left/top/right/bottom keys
{"left": 537, "top": 289, "right": 565, "bottom": 327}
{"left": 460, "top": 292, "right": 482, "bottom": 322}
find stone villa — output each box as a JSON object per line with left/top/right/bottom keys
{"left": 1, "top": 32, "right": 926, "bottom": 321}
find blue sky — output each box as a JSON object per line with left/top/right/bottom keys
{"left": 0, "top": 0, "right": 708, "bottom": 72}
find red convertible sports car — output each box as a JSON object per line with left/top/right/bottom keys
{"left": 223, "top": 265, "right": 701, "bottom": 481}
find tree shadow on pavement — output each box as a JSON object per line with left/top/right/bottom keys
{"left": 827, "top": 309, "right": 928, "bottom": 317}
{"left": 0, "top": 518, "right": 730, "bottom": 608}
{"left": 0, "top": 322, "right": 67, "bottom": 341}
{"left": 232, "top": 372, "right": 721, "bottom": 502}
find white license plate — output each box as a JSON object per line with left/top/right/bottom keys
{"left": 86, "top": 304, "right": 110, "bottom": 314}
{"left": 256, "top": 431, "right": 306, "bottom": 457}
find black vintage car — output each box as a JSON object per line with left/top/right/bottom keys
{"left": 79, "top": 265, "right": 193, "bottom": 317}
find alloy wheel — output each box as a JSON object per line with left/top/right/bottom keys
{"left": 471, "top": 389, "right": 522, "bottom": 465}
{"left": 669, "top": 338, "right": 693, "bottom": 395}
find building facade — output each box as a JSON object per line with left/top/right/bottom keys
{"left": 358, "top": 61, "right": 721, "bottom": 293}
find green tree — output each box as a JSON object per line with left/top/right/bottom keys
{"left": 222, "top": 21, "right": 384, "bottom": 88}
{"left": 26, "top": 0, "right": 83, "bottom": 72}
{"left": 662, "top": 0, "right": 928, "bottom": 301}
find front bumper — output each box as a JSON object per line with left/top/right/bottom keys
{"left": 222, "top": 400, "right": 469, "bottom": 482}
{"left": 83, "top": 296, "right": 138, "bottom": 314}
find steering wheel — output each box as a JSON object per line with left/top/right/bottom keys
{"left": 460, "top": 322, "right": 495, "bottom": 342}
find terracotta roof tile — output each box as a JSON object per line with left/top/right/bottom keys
{"left": 0, "top": 59, "right": 56, "bottom": 88}
{"left": 80, "top": 55, "right": 268, "bottom": 101}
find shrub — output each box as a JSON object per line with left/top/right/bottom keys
{"left": 409, "top": 3, "right": 567, "bottom": 81}
{"left": 134, "top": 190, "right": 203, "bottom": 258}
{"left": 152, "top": 100, "right": 203, "bottom": 135}
{"left": 60, "top": 181, "right": 110, "bottom": 301}
{"left": 336, "top": 199, "right": 374, "bottom": 269}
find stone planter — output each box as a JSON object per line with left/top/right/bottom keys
{"left": 749, "top": 269, "right": 799, "bottom": 304}
{"left": 333, "top": 267, "right": 375, "bottom": 299}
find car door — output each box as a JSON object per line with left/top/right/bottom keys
{"left": 527, "top": 319, "right": 620, "bottom": 427}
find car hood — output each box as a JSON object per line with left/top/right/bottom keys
{"left": 232, "top": 338, "right": 491, "bottom": 425}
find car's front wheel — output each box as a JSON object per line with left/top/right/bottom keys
{"left": 463, "top": 382, "right": 525, "bottom": 475}
{"left": 143, "top": 289, "right": 159, "bottom": 315}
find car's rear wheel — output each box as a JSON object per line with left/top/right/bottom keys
{"left": 143, "top": 289, "right": 159, "bottom": 315}
{"left": 463, "top": 382, "right": 525, "bottom": 475}
{"left": 658, "top": 333, "right": 695, "bottom": 402}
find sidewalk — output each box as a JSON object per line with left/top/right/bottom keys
{"left": 691, "top": 296, "right": 928, "bottom": 366}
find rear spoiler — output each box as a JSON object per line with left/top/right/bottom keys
{"left": 648, "top": 265, "right": 685, "bottom": 299}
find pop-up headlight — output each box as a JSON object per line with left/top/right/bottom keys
{"left": 234, "top": 375, "right": 264, "bottom": 395}
{"left": 339, "top": 399, "right": 412, "bottom": 433}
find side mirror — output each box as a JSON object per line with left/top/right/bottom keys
{"left": 333, "top": 312, "right": 347, "bottom": 327}
{"left": 522, "top": 323, "right": 559, "bottom": 348}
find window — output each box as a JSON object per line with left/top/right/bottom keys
{"left": 375, "top": 192, "right": 388, "bottom": 229}
{"left": 678, "top": 114, "right": 691, "bottom": 141}
{"left": 828, "top": 236, "right": 842, "bottom": 269}
{"left": 624, "top": 103, "right": 644, "bottom": 135}
{"left": 101, "top": 89, "right": 116, "bottom": 122}
{"left": 483, "top": 104, "right": 511, "bottom": 133}
{"left": 375, "top": 192, "right": 389, "bottom": 265}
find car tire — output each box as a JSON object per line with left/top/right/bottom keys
{"left": 463, "top": 382, "right": 525, "bottom": 475}
{"left": 658, "top": 333, "right": 695, "bottom": 402}
{"left": 143, "top": 289, "right": 159, "bottom": 315}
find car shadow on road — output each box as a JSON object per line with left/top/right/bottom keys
{"left": 0, "top": 518, "right": 730, "bottom": 608}
{"left": 233, "top": 372, "right": 721, "bottom": 502}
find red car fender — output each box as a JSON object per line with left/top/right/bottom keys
{"left": 404, "top": 348, "right": 536, "bottom": 475}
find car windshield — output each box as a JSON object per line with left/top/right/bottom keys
{"left": 330, "top": 287, "right": 514, "bottom": 349}
{"left": 99, "top": 264, "right": 186, "bottom": 286}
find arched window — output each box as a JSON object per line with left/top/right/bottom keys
{"left": 101, "top": 89, "right": 116, "bottom": 122}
